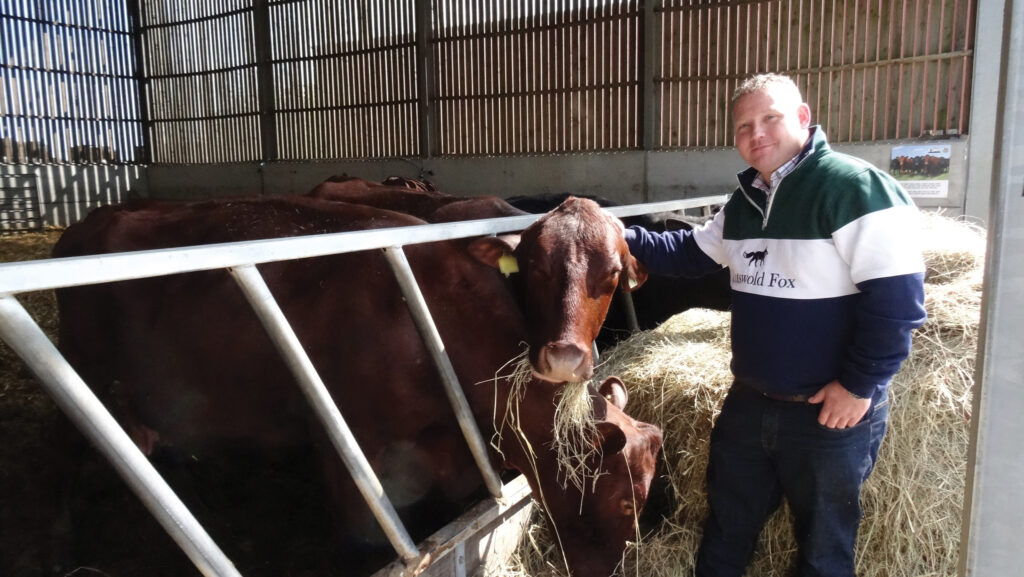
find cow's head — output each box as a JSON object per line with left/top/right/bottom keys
{"left": 469, "top": 197, "right": 647, "bottom": 383}
{"left": 511, "top": 377, "right": 663, "bottom": 577}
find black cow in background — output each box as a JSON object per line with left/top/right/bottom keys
{"left": 504, "top": 192, "right": 732, "bottom": 350}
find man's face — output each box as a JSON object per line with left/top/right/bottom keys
{"left": 732, "top": 86, "right": 811, "bottom": 182}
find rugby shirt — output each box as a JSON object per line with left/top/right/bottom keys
{"left": 625, "top": 127, "right": 927, "bottom": 401}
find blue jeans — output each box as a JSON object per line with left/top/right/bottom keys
{"left": 695, "top": 385, "right": 889, "bottom": 577}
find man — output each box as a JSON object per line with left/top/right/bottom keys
{"left": 624, "top": 73, "right": 927, "bottom": 576}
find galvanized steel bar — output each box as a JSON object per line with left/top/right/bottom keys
{"left": 0, "top": 295, "right": 243, "bottom": 577}
{"left": 228, "top": 264, "right": 420, "bottom": 562}
{"left": 382, "top": 246, "right": 505, "bottom": 500}
{"left": 0, "top": 197, "right": 728, "bottom": 296}
{"left": 959, "top": 1, "right": 1024, "bottom": 572}
{"left": 0, "top": 213, "right": 533, "bottom": 295}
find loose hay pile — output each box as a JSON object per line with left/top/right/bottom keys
{"left": 505, "top": 211, "right": 984, "bottom": 577}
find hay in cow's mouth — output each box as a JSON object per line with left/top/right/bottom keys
{"left": 484, "top": 346, "right": 608, "bottom": 576}
{"left": 486, "top": 347, "right": 603, "bottom": 497}
{"left": 550, "top": 380, "right": 601, "bottom": 497}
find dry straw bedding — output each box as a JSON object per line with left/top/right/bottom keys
{"left": 507, "top": 211, "right": 985, "bottom": 577}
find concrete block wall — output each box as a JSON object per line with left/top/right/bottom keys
{"left": 146, "top": 139, "right": 970, "bottom": 215}
{"left": 1, "top": 137, "right": 970, "bottom": 228}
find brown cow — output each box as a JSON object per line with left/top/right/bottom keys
{"left": 53, "top": 193, "right": 660, "bottom": 577}
{"left": 309, "top": 175, "right": 629, "bottom": 382}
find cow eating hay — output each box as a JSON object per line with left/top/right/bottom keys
{"left": 504, "top": 211, "right": 984, "bottom": 577}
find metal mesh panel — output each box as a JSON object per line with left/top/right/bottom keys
{"left": 655, "top": 0, "right": 975, "bottom": 148}
{"left": 0, "top": 0, "right": 142, "bottom": 164}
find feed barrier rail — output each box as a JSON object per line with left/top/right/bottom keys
{"left": 0, "top": 196, "right": 727, "bottom": 577}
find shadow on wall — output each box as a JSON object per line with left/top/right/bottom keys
{"left": 0, "top": 163, "right": 146, "bottom": 228}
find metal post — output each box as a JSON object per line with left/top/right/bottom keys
{"left": 252, "top": 0, "right": 278, "bottom": 164}
{"left": 958, "top": 0, "right": 1024, "bottom": 573}
{"left": 228, "top": 264, "right": 420, "bottom": 563}
{"left": 382, "top": 246, "right": 505, "bottom": 500}
{"left": 0, "top": 296, "right": 242, "bottom": 577}
{"left": 415, "top": 0, "right": 434, "bottom": 158}
{"left": 127, "top": 0, "right": 151, "bottom": 164}
{"left": 641, "top": 0, "right": 658, "bottom": 155}
{"left": 620, "top": 289, "right": 640, "bottom": 332}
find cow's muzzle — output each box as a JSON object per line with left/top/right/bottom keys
{"left": 535, "top": 341, "right": 593, "bottom": 383}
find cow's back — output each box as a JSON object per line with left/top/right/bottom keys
{"left": 53, "top": 195, "right": 527, "bottom": 571}
{"left": 309, "top": 177, "right": 528, "bottom": 224}
{"left": 54, "top": 196, "right": 473, "bottom": 440}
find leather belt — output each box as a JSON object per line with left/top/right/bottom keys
{"left": 734, "top": 380, "right": 810, "bottom": 403}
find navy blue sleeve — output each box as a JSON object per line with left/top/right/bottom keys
{"left": 840, "top": 272, "right": 927, "bottom": 398}
{"left": 624, "top": 225, "right": 724, "bottom": 279}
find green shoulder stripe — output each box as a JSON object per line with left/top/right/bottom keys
{"left": 723, "top": 150, "right": 915, "bottom": 241}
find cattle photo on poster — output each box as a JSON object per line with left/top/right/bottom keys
{"left": 42, "top": 183, "right": 663, "bottom": 577}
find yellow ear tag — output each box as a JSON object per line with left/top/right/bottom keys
{"left": 498, "top": 254, "right": 519, "bottom": 277}
{"left": 628, "top": 275, "right": 638, "bottom": 289}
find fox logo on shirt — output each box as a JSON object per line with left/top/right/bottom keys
{"left": 743, "top": 248, "right": 768, "bottom": 267}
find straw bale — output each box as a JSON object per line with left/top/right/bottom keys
{"left": 502, "top": 212, "right": 983, "bottom": 577}
{"left": 918, "top": 211, "right": 986, "bottom": 285}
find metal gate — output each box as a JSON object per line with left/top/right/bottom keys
{"left": 0, "top": 171, "right": 43, "bottom": 230}
{"left": 0, "top": 196, "right": 725, "bottom": 577}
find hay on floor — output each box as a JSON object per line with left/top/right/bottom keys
{"left": 503, "top": 211, "right": 984, "bottom": 577}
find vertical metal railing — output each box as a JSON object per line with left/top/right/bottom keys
{"left": 383, "top": 246, "right": 505, "bottom": 500}
{"left": 228, "top": 264, "right": 421, "bottom": 562}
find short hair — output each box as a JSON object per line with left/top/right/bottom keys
{"left": 731, "top": 73, "right": 804, "bottom": 107}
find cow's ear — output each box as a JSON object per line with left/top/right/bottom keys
{"left": 598, "top": 376, "right": 629, "bottom": 410}
{"left": 594, "top": 422, "right": 627, "bottom": 455}
{"left": 468, "top": 234, "right": 521, "bottom": 269}
{"left": 619, "top": 254, "right": 648, "bottom": 293}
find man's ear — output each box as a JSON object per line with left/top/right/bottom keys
{"left": 468, "top": 234, "right": 521, "bottom": 268}
{"left": 798, "top": 102, "right": 812, "bottom": 129}
{"left": 619, "top": 254, "right": 648, "bottom": 293}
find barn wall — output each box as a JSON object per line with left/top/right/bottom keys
{"left": 0, "top": 135, "right": 972, "bottom": 228}
{"left": 1, "top": 0, "right": 980, "bottom": 228}
{"left": 146, "top": 139, "right": 967, "bottom": 214}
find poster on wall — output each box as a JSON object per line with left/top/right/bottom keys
{"left": 889, "top": 144, "right": 951, "bottom": 198}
